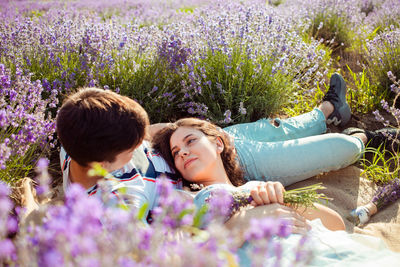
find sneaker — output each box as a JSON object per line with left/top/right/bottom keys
{"left": 342, "top": 127, "right": 400, "bottom": 152}
{"left": 348, "top": 205, "right": 371, "bottom": 226}
{"left": 323, "top": 73, "right": 351, "bottom": 127}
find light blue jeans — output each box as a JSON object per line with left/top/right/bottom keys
{"left": 223, "top": 108, "right": 364, "bottom": 186}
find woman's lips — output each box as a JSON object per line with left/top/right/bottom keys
{"left": 184, "top": 158, "right": 197, "bottom": 169}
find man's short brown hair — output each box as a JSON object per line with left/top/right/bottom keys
{"left": 56, "top": 88, "right": 149, "bottom": 167}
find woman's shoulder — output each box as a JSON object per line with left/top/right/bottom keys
{"left": 192, "top": 183, "right": 238, "bottom": 208}
{"left": 197, "top": 183, "right": 237, "bottom": 194}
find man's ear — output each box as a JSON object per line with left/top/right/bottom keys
{"left": 97, "top": 161, "right": 110, "bottom": 171}
{"left": 216, "top": 137, "right": 224, "bottom": 153}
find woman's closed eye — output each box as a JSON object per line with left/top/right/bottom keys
{"left": 172, "top": 138, "right": 196, "bottom": 158}
{"left": 172, "top": 149, "right": 179, "bottom": 158}
{"left": 186, "top": 137, "right": 197, "bottom": 145}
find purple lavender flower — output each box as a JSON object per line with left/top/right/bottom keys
{"left": 388, "top": 71, "right": 396, "bottom": 81}
{"left": 39, "top": 249, "right": 64, "bottom": 266}
{"left": 157, "top": 36, "right": 192, "bottom": 71}
{"left": 223, "top": 109, "right": 232, "bottom": 124}
{"left": 238, "top": 102, "right": 247, "bottom": 115}
{"left": 205, "top": 188, "right": 234, "bottom": 222}
{"left": 372, "top": 178, "right": 400, "bottom": 210}
{"left": 36, "top": 158, "right": 49, "bottom": 171}
{"left": 350, "top": 178, "right": 400, "bottom": 226}
{"left": 0, "top": 239, "right": 16, "bottom": 261}
{"left": 154, "top": 177, "right": 195, "bottom": 228}
{"left": 0, "top": 65, "right": 56, "bottom": 181}
{"left": 0, "top": 181, "right": 17, "bottom": 263}
{"left": 373, "top": 110, "right": 385, "bottom": 123}
{"left": 243, "top": 216, "right": 310, "bottom": 266}
{"left": 35, "top": 158, "right": 51, "bottom": 198}
{"left": 295, "top": 236, "right": 312, "bottom": 263}
{"left": 246, "top": 217, "right": 279, "bottom": 240}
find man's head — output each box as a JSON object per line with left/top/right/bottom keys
{"left": 56, "top": 88, "right": 149, "bottom": 170}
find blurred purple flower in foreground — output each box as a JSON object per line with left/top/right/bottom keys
{"left": 5, "top": 173, "right": 311, "bottom": 266}
{"left": 0, "top": 181, "right": 17, "bottom": 264}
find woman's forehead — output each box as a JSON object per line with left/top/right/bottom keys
{"left": 171, "top": 126, "right": 203, "bottom": 142}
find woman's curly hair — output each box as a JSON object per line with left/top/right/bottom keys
{"left": 152, "top": 118, "right": 245, "bottom": 187}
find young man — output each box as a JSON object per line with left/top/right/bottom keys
{"left": 56, "top": 88, "right": 179, "bottom": 218}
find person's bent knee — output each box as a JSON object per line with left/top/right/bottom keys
{"left": 329, "top": 133, "right": 364, "bottom": 163}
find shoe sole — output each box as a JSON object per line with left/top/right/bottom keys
{"left": 337, "top": 103, "right": 351, "bottom": 127}
{"left": 342, "top": 127, "right": 365, "bottom": 136}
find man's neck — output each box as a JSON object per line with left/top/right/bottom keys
{"left": 69, "top": 160, "right": 102, "bottom": 190}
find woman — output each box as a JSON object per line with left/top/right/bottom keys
{"left": 149, "top": 73, "right": 365, "bottom": 187}
{"left": 152, "top": 118, "right": 345, "bottom": 230}
{"left": 152, "top": 117, "right": 400, "bottom": 266}
{"left": 150, "top": 73, "right": 399, "bottom": 187}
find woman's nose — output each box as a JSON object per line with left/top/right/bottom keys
{"left": 179, "top": 148, "right": 189, "bottom": 157}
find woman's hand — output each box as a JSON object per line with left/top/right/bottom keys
{"left": 249, "top": 181, "right": 285, "bottom": 206}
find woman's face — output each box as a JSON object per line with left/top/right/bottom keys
{"left": 170, "top": 126, "right": 223, "bottom": 184}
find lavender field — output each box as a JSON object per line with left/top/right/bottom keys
{"left": 1, "top": 0, "right": 400, "bottom": 265}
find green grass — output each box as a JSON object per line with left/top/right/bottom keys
{"left": 0, "top": 143, "right": 51, "bottom": 184}
{"left": 307, "top": 12, "right": 354, "bottom": 54}
{"left": 359, "top": 147, "right": 400, "bottom": 184}
{"left": 346, "top": 65, "right": 383, "bottom": 113}
{"left": 282, "top": 82, "right": 324, "bottom": 117}
{"left": 177, "top": 6, "right": 195, "bottom": 13}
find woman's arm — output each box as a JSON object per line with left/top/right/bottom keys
{"left": 224, "top": 203, "right": 310, "bottom": 246}
{"left": 294, "top": 203, "right": 345, "bottom": 231}
{"left": 147, "top": 123, "right": 171, "bottom": 140}
{"left": 242, "top": 181, "right": 345, "bottom": 231}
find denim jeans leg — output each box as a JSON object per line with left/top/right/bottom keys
{"left": 223, "top": 108, "right": 327, "bottom": 142}
{"left": 235, "top": 133, "right": 364, "bottom": 186}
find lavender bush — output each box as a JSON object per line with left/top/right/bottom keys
{"left": 373, "top": 71, "right": 400, "bottom": 128}
{"left": 278, "top": 1, "right": 400, "bottom": 112}
{"left": 279, "top": 0, "right": 368, "bottom": 51}
{"left": 305, "top": 0, "right": 363, "bottom": 51}
{"left": 364, "top": 0, "right": 400, "bottom": 31}
{"left": 0, "top": 64, "right": 56, "bottom": 183}
{"left": 0, "top": 0, "right": 331, "bottom": 124}
{"left": 0, "top": 0, "right": 212, "bottom": 25}
{"left": 365, "top": 28, "right": 400, "bottom": 100}
{"left": 175, "top": 1, "right": 330, "bottom": 122}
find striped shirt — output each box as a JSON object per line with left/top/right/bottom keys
{"left": 60, "top": 141, "right": 181, "bottom": 220}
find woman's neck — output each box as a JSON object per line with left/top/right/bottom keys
{"left": 201, "top": 160, "right": 233, "bottom": 187}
